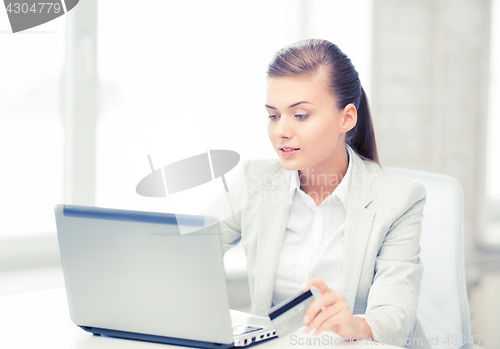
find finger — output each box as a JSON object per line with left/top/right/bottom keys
{"left": 314, "top": 308, "right": 352, "bottom": 335}
{"left": 304, "top": 301, "right": 344, "bottom": 333}
{"left": 302, "top": 278, "right": 330, "bottom": 293}
{"left": 303, "top": 292, "right": 339, "bottom": 325}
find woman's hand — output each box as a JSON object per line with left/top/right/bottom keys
{"left": 301, "top": 278, "right": 373, "bottom": 340}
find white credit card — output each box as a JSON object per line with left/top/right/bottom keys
{"left": 267, "top": 289, "right": 316, "bottom": 338}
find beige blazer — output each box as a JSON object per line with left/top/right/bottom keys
{"left": 202, "top": 144, "right": 430, "bottom": 349}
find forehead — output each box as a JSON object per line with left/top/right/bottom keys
{"left": 265, "top": 72, "right": 333, "bottom": 106}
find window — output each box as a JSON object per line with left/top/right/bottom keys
{"left": 95, "top": 0, "right": 373, "bottom": 214}
{"left": 485, "top": 0, "right": 500, "bottom": 246}
{"left": 0, "top": 12, "right": 65, "bottom": 239}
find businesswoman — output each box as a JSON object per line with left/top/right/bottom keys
{"left": 203, "top": 39, "right": 428, "bottom": 349}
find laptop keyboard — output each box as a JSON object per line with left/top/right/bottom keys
{"left": 232, "top": 324, "right": 263, "bottom": 336}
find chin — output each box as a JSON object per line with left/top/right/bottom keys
{"left": 278, "top": 159, "right": 300, "bottom": 171}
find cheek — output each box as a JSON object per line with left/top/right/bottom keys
{"left": 302, "top": 121, "right": 338, "bottom": 149}
{"left": 267, "top": 123, "right": 276, "bottom": 141}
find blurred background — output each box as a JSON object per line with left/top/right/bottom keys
{"left": 0, "top": 0, "right": 498, "bottom": 346}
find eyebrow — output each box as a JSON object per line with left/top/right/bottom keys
{"left": 265, "top": 101, "right": 314, "bottom": 110}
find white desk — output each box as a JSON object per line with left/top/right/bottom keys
{"left": 0, "top": 288, "right": 397, "bottom": 349}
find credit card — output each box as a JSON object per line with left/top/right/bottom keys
{"left": 267, "top": 289, "right": 316, "bottom": 337}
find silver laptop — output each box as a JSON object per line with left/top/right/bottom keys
{"left": 54, "top": 204, "right": 277, "bottom": 348}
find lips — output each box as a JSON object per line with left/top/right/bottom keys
{"left": 279, "top": 147, "right": 300, "bottom": 152}
{"left": 279, "top": 147, "right": 299, "bottom": 157}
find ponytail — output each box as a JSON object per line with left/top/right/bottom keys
{"left": 346, "top": 87, "right": 380, "bottom": 166}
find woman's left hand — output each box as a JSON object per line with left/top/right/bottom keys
{"left": 301, "top": 278, "right": 372, "bottom": 340}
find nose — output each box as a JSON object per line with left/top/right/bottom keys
{"left": 274, "top": 116, "right": 292, "bottom": 139}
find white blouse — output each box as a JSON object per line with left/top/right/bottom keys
{"left": 272, "top": 150, "right": 352, "bottom": 307}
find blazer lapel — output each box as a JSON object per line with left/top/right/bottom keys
{"left": 342, "top": 145, "right": 375, "bottom": 313}
{"left": 252, "top": 168, "right": 291, "bottom": 316}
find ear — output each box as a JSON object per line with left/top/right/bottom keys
{"left": 341, "top": 103, "right": 357, "bottom": 132}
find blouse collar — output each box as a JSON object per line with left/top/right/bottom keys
{"left": 287, "top": 145, "right": 353, "bottom": 208}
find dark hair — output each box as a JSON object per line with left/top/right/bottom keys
{"left": 266, "top": 39, "right": 380, "bottom": 166}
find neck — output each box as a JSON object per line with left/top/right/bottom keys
{"left": 298, "top": 145, "right": 349, "bottom": 201}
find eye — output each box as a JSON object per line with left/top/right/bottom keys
{"left": 268, "top": 115, "right": 279, "bottom": 120}
{"left": 295, "top": 114, "right": 308, "bottom": 120}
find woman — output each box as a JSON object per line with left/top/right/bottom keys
{"left": 203, "top": 39, "right": 428, "bottom": 348}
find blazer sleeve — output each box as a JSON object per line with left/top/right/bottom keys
{"left": 362, "top": 180, "right": 426, "bottom": 345}
{"left": 199, "top": 159, "right": 250, "bottom": 255}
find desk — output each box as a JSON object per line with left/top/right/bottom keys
{"left": 0, "top": 288, "right": 398, "bottom": 349}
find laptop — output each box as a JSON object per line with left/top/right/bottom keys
{"left": 54, "top": 204, "right": 277, "bottom": 348}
